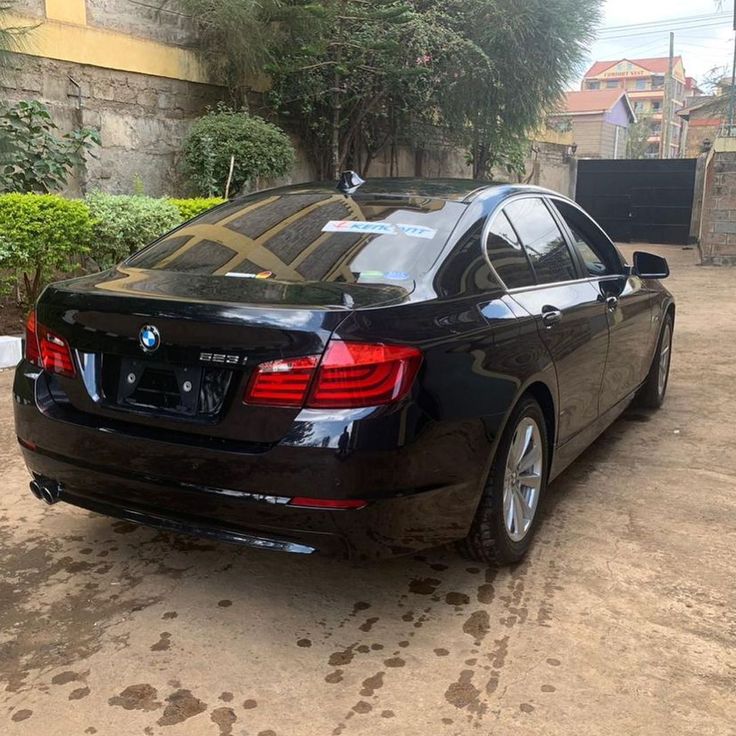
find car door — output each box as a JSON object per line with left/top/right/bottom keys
{"left": 550, "top": 198, "right": 655, "bottom": 413}
{"left": 495, "top": 196, "right": 610, "bottom": 445}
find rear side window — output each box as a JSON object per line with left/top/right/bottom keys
{"left": 485, "top": 211, "right": 535, "bottom": 288}
{"left": 504, "top": 198, "right": 578, "bottom": 284}
{"left": 126, "top": 192, "right": 464, "bottom": 286}
{"left": 551, "top": 199, "right": 622, "bottom": 276}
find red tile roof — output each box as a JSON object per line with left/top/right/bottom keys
{"left": 560, "top": 89, "right": 631, "bottom": 115}
{"left": 584, "top": 57, "right": 683, "bottom": 78}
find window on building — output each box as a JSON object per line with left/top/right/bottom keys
{"left": 635, "top": 79, "right": 646, "bottom": 90}
{"left": 652, "top": 75, "right": 665, "bottom": 89}
{"left": 588, "top": 81, "right": 600, "bottom": 90}
{"left": 634, "top": 101, "right": 645, "bottom": 112}
{"left": 504, "top": 199, "right": 578, "bottom": 285}
{"left": 652, "top": 101, "right": 662, "bottom": 111}
{"left": 606, "top": 80, "right": 619, "bottom": 88}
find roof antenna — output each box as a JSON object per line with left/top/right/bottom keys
{"left": 337, "top": 170, "right": 365, "bottom": 194}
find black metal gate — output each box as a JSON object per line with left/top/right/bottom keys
{"left": 575, "top": 159, "right": 697, "bottom": 244}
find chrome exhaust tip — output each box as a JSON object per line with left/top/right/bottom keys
{"left": 30, "top": 476, "right": 62, "bottom": 505}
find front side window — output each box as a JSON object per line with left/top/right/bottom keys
{"left": 551, "top": 200, "right": 622, "bottom": 277}
{"left": 485, "top": 211, "right": 535, "bottom": 288}
{"left": 504, "top": 198, "right": 577, "bottom": 284}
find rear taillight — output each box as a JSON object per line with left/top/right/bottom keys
{"left": 244, "top": 341, "right": 422, "bottom": 409}
{"left": 25, "top": 311, "right": 76, "bottom": 377}
{"left": 24, "top": 311, "right": 41, "bottom": 366}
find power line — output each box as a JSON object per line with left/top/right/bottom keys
{"left": 599, "top": 11, "right": 731, "bottom": 34}
{"left": 598, "top": 21, "right": 731, "bottom": 42}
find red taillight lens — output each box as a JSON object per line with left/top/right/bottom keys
{"left": 24, "top": 311, "right": 41, "bottom": 366}
{"left": 245, "top": 355, "right": 320, "bottom": 407}
{"left": 243, "top": 341, "right": 422, "bottom": 409}
{"left": 307, "top": 341, "right": 422, "bottom": 408}
{"left": 28, "top": 315, "right": 76, "bottom": 377}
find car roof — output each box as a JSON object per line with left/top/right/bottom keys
{"left": 256, "top": 178, "right": 564, "bottom": 204}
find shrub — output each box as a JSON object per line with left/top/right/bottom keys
{"left": 167, "top": 197, "right": 226, "bottom": 221}
{"left": 0, "top": 193, "right": 92, "bottom": 303}
{"left": 0, "top": 100, "right": 100, "bottom": 194}
{"left": 182, "top": 104, "right": 295, "bottom": 197}
{"left": 85, "top": 193, "right": 182, "bottom": 269}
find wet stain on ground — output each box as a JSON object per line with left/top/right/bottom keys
{"left": 210, "top": 706, "right": 237, "bottom": 735}
{"left": 217, "top": 600, "right": 233, "bottom": 608}
{"left": 51, "top": 671, "right": 82, "bottom": 685}
{"left": 384, "top": 656, "right": 405, "bottom": 668}
{"left": 358, "top": 616, "right": 379, "bottom": 632}
{"left": 547, "top": 657, "right": 561, "bottom": 666}
{"left": 219, "top": 692, "right": 233, "bottom": 702}
{"left": 541, "top": 684, "right": 556, "bottom": 692}
{"left": 445, "top": 670, "right": 480, "bottom": 709}
{"left": 463, "top": 610, "right": 491, "bottom": 645}
{"left": 151, "top": 632, "right": 172, "bottom": 651}
{"left": 434, "top": 648, "right": 450, "bottom": 657}
{"left": 409, "top": 577, "right": 441, "bottom": 595}
{"left": 11, "top": 709, "right": 33, "bottom": 722}
{"left": 520, "top": 703, "right": 535, "bottom": 713}
{"left": 329, "top": 645, "right": 357, "bottom": 667}
{"left": 352, "top": 701, "right": 372, "bottom": 714}
{"left": 242, "top": 699, "right": 258, "bottom": 710}
{"left": 359, "top": 671, "right": 384, "bottom": 697}
{"left": 157, "top": 689, "right": 207, "bottom": 726}
{"left": 108, "top": 684, "right": 161, "bottom": 712}
{"left": 297, "top": 638, "right": 312, "bottom": 648}
{"left": 325, "top": 670, "right": 343, "bottom": 684}
{"left": 69, "top": 686, "right": 91, "bottom": 700}
{"left": 381, "top": 710, "right": 395, "bottom": 718}
{"left": 445, "top": 592, "right": 470, "bottom": 606}
{"left": 162, "top": 611, "right": 178, "bottom": 620}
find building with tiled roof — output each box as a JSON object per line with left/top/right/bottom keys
{"left": 582, "top": 57, "right": 692, "bottom": 158}
{"left": 548, "top": 89, "right": 635, "bottom": 159}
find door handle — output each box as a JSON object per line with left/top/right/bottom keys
{"left": 606, "top": 296, "right": 619, "bottom": 312}
{"left": 541, "top": 306, "right": 562, "bottom": 328}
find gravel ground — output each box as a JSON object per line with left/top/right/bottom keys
{"left": 1, "top": 244, "right": 734, "bottom": 736}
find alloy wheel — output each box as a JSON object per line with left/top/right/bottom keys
{"left": 502, "top": 417, "right": 543, "bottom": 542}
{"left": 658, "top": 323, "right": 672, "bottom": 399}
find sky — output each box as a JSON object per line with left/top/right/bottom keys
{"left": 576, "top": 0, "right": 735, "bottom": 88}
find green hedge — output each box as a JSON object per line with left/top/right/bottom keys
{"left": 0, "top": 193, "right": 226, "bottom": 303}
{"left": 0, "top": 193, "right": 93, "bottom": 303}
{"left": 167, "top": 197, "right": 226, "bottom": 221}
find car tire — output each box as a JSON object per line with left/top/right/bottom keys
{"left": 637, "top": 312, "right": 673, "bottom": 410}
{"left": 458, "top": 396, "right": 549, "bottom": 565}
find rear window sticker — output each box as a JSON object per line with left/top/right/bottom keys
{"left": 323, "top": 220, "right": 397, "bottom": 236}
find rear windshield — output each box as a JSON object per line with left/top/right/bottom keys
{"left": 126, "top": 192, "right": 464, "bottom": 286}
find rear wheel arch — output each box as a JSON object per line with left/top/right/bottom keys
{"left": 523, "top": 382, "right": 556, "bottom": 472}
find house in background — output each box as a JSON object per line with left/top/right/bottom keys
{"left": 678, "top": 78, "right": 730, "bottom": 158}
{"left": 582, "top": 57, "right": 691, "bottom": 158}
{"left": 548, "top": 89, "right": 635, "bottom": 159}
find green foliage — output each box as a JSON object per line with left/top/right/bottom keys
{"left": 0, "top": 100, "right": 101, "bottom": 193}
{"left": 626, "top": 114, "right": 654, "bottom": 159}
{"left": 186, "top": 0, "right": 600, "bottom": 180}
{"left": 182, "top": 104, "right": 295, "bottom": 196}
{"left": 85, "top": 193, "right": 181, "bottom": 269}
{"left": 167, "top": 197, "right": 226, "bottom": 221}
{"left": 0, "top": 193, "right": 92, "bottom": 303}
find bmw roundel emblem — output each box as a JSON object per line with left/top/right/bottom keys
{"left": 139, "top": 324, "right": 161, "bottom": 353}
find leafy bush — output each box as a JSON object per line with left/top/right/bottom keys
{"left": 0, "top": 100, "right": 100, "bottom": 193}
{"left": 85, "top": 193, "right": 182, "bottom": 269}
{"left": 0, "top": 193, "right": 92, "bottom": 303}
{"left": 182, "top": 104, "right": 295, "bottom": 197}
{"left": 167, "top": 197, "right": 226, "bottom": 221}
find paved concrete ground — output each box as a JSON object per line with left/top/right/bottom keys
{"left": 1, "top": 245, "right": 734, "bottom": 736}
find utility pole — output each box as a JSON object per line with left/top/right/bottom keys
{"left": 661, "top": 31, "right": 675, "bottom": 159}
{"left": 728, "top": 1, "right": 736, "bottom": 133}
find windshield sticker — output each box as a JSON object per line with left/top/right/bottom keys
{"left": 323, "top": 220, "right": 438, "bottom": 239}
{"left": 396, "top": 224, "right": 437, "bottom": 240}
{"left": 384, "top": 271, "right": 411, "bottom": 281}
{"left": 323, "top": 220, "right": 397, "bottom": 236}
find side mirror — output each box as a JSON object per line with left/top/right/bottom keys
{"left": 632, "top": 251, "right": 669, "bottom": 280}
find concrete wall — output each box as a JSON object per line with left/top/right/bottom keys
{"left": 0, "top": 53, "right": 223, "bottom": 196}
{"left": 699, "top": 141, "right": 736, "bottom": 265}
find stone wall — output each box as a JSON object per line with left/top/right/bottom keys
{"left": 698, "top": 142, "right": 736, "bottom": 265}
{"left": 1, "top": 53, "right": 224, "bottom": 196}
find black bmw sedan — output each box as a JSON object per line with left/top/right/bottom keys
{"left": 14, "top": 177, "right": 674, "bottom": 563}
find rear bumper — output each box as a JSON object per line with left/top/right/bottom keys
{"left": 14, "top": 363, "right": 492, "bottom": 560}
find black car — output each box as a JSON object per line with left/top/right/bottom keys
{"left": 14, "top": 177, "right": 674, "bottom": 563}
